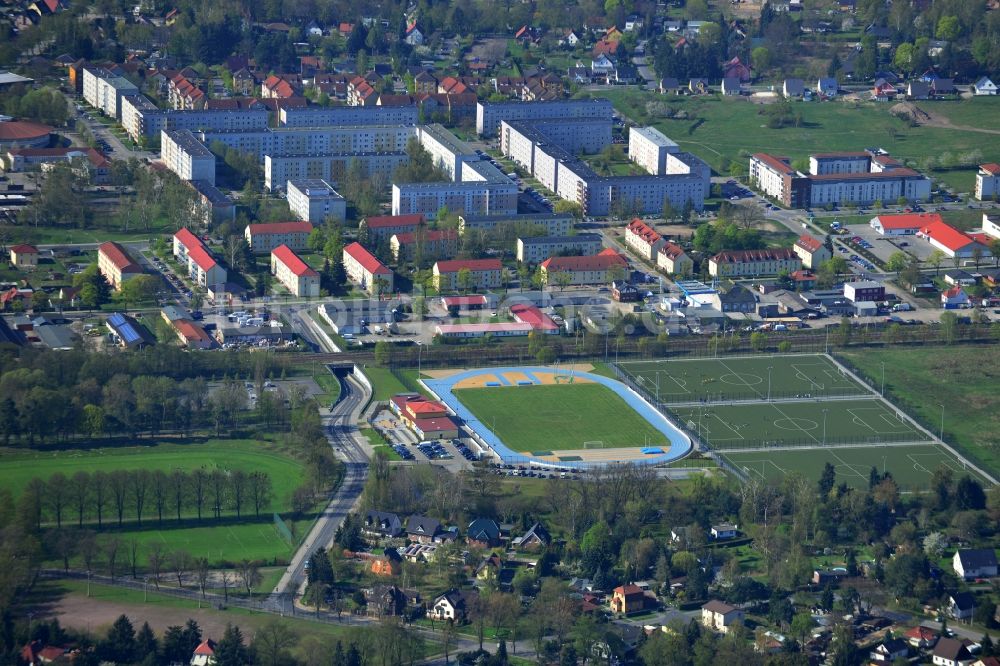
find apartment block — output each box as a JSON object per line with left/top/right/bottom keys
{"left": 245, "top": 221, "right": 314, "bottom": 254}
{"left": 161, "top": 129, "right": 216, "bottom": 184}
{"left": 97, "top": 241, "right": 143, "bottom": 290}
{"left": 343, "top": 242, "right": 394, "bottom": 295}
{"left": 476, "top": 99, "right": 613, "bottom": 137}
{"left": 516, "top": 234, "right": 603, "bottom": 263}
{"left": 286, "top": 179, "right": 346, "bottom": 222}
{"left": 628, "top": 126, "right": 679, "bottom": 175}
{"left": 432, "top": 258, "right": 502, "bottom": 292}
{"left": 271, "top": 244, "right": 320, "bottom": 297}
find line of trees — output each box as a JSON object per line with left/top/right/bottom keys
{"left": 19, "top": 467, "right": 274, "bottom": 530}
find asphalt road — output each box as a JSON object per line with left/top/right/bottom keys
{"left": 266, "top": 373, "right": 370, "bottom": 607}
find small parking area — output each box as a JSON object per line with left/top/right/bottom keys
{"left": 842, "top": 224, "right": 933, "bottom": 264}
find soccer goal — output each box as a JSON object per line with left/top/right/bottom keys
{"left": 583, "top": 440, "right": 605, "bottom": 449}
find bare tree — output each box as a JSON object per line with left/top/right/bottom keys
{"left": 70, "top": 471, "right": 91, "bottom": 527}
{"left": 151, "top": 470, "right": 168, "bottom": 525}
{"left": 46, "top": 472, "right": 69, "bottom": 528}
{"left": 189, "top": 469, "right": 207, "bottom": 520}
{"left": 129, "top": 469, "right": 150, "bottom": 527}
{"left": 208, "top": 469, "right": 227, "bottom": 519}
{"left": 125, "top": 538, "right": 140, "bottom": 579}
{"left": 148, "top": 543, "right": 166, "bottom": 589}
{"left": 248, "top": 471, "right": 272, "bottom": 518}
{"left": 230, "top": 470, "right": 247, "bottom": 518}
{"left": 169, "top": 469, "right": 186, "bottom": 520}
{"left": 732, "top": 201, "right": 765, "bottom": 230}
{"left": 171, "top": 549, "right": 193, "bottom": 588}
{"left": 220, "top": 569, "right": 233, "bottom": 603}
{"left": 104, "top": 536, "right": 122, "bottom": 581}
{"left": 253, "top": 620, "right": 298, "bottom": 666}
{"left": 238, "top": 559, "right": 262, "bottom": 598}
{"left": 108, "top": 470, "right": 129, "bottom": 526}
{"left": 195, "top": 557, "right": 210, "bottom": 607}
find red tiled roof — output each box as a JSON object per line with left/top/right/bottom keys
{"left": 99, "top": 241, "right": 141, "bottom": 272}
{"left": 10, "top": 244, "right": 38, "bottom": 253}
{"left": 510, "top": 303, "right": 559, "bottom": 331}
{"left": 0, "top": 120, "right": 53, "bottom": 141}
{"left": 905, "top": 626, "right": 937, "bottom": 640}
{"left": 711, "top": 248, "right": 798, "bottom": 263}
{"left": 174, "top": 228, "right": 218, "bottom": 272}
{"left": 752, "top": 153, "right": 795, "bottom": 175}
{"left": 174, "top": 319, "right": 211, "bottom": 342}
{"left": 614, "top": 584, "right": 644, "bottom": 596}
{"left": 247, "top": 221, "right": 313, "bottom": 235}
{"left": 414, "top": 416, "right": 458, "bottom": 432}
{"left": 874, "top": 213, "right": 941, "bottom": 230}
{"left": 272, "top": 244, "right": 318, "bottom": 277}
{"left": 658, "top": 241, "right": 686, "bottom": 259}
{"left": 407, "top": 399, "right": 448, "bottom": 414}
{"left": 919, "top": 220, "right": 976, "bottom": 252}
{"left": 981, "top": 163, "right": 1000, "bottom": 175}
{"left": 393, "top": 229, "right": 457, "bottom": 244}
{"left": 441, "top": 295, "right": 488, "bottom": 306}
{"left": 626, "top": 219, "right": 662, "bottom": 244}
{"left": 540, "top": 252, "right": 626, "bottom": 272}
{"left": 194, "top": 639, "right": 217, "bottom": 656}
{"left": 943, "top": 285, "right": 965, "bottom": 298}
{"left": 795, "top": 234, "right": 824, "bottom": 253}
{"left": 364, "top": 213, "right": 424, "bottom": 229}
{"left": 344, "top": 242, "right": 391, "bottom": 275}
{"left": 435, "top": 258, "right": 501, "bottom": 273}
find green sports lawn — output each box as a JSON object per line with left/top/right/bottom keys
{"left": 453, "top": 383, "right": 667, "bottom": 452}
{"left": 721, "top": 443, "right": 991, "bottom": 491}
{"left": 619, "top": 354, "right": 868, "bottom": 403}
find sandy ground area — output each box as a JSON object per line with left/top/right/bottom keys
{"left": 425, "top": 363, "right": 595, "bottom": 381}
{"left": 533, "top": 446, "right": 670, "bottom": 464}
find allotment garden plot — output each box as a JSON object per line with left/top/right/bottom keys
{"left": 618, "top": 354, "right": 868, "bottom": 403}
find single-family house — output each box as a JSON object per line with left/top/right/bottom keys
{"left": 610, "top": 584, "right": 648, "bottom": 614}
{"left": 974, "top": 76, "right": 997, "bottom": 96}
{"left": 949, "top": 592, "right": 975, "bottom": 621}
{"left": 404, "top": 22, "right": 424, "bottom": 46}
{"left": 659, "top": 77, "right": 681, "bottom": 94}
{"left": 466, "top": 518, "right": 502, "bottom": 548}
{"left": 9, "top": 244, "right": 39, "bottom": 270}
{"left": 783, "top": 78, "right": 805, "bottom": 97}
{"left": 190, "top": 639, "right": 217, "bottom": 666}
{"left": 953, "top": 548, "right": 998, "bottom": 580}
{"left": 591, "top": 54, "right": 616, "bottom": 78}
{"left": 689, "top": 78, "right": 709, "bottom": 94}
{"left": 932, "top": 637, "right": 973, "bottom": 666}
{"left": 817, "top": 78, "right": 838, "bottom": 96}
{"left": 870, "top": 638, "right": 909, "bottom": 662}
{"left": 513, "top": 522, "right": 551, "bottom": 551}
{"left": 711, "top": 523, "right": 738, "bottom": 539}
{"left": 908, "top": 81, "right": 931, "bottom": 100}
{"left": 944, "top": 269, "right": 976, "bottom": 287}
{"left": 941, "top": 286, "right": 971, "bottom": 309}
{"left": 363, "top": 510, "right": 404, "bottom": 539}
{"left": 364, "top": 584, "right": 408, "bottom": 618}
{"left": 931, "top": 78, "right": 956, "bottom": 96}
{"left": 427, "top": 589, "right": 471, "bottom": 621}
{"left": 905, "top": 625, "right": 938, "bottom": 649}
{"left": 701, "top": 600, "right": 744, "bottom": 633}
{"left": 406, "top": 515, "right": 442, "bottom": 543}
{"left": 724, "top": 57, "right": 752, "bottom": 82}
{"left": 721, "top": 77, "right": 742, "bottom": 96}
{"left": 371, "top": 548, "right": 402, "bottom": 577}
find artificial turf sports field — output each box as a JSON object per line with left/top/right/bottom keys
{"left": 452, "top": 383, "right": 668, "bottom": 453}
{"left": 618, "top": 354, "right": 868, "bottom": 403}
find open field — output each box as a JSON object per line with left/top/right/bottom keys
{"left": 363, "top": 366, "right": 415, "bottom": 401}
{"left": 588, "top": 89, "right": 1000, "bottom": 192}
{"left": 669, "top": 398, "right": 928, "bottom": 448}
{"left": 452, "top": 383, "right": 668, "bottom": 453}
{"left": 619, "top": 354, "right": 868, "bottom": 403}
{"left": 837, "top": 346, "right": 1000, "bottom": 478}
{"left": 721, "top": 443, "right": 990, "bottom": 491}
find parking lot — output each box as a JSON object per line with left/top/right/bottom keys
{"left": 844, "top": 224, "right": 936, "bottom": 263}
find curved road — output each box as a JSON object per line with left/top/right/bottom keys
{"left": 265, "top": 372, "right": 370, "bottom": 609}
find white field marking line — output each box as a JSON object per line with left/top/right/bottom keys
{"left": 850, "top": 406, "right": 914, "bottom": 434}
{"left": 908, "top": 451, "right": 968, "bottom": 477}
{"left": 847, "top": 408, "right": 880, "bottom": 433}
{"left": 717, "top": 358, "right": 766, "bottom": 399}
{"left": 767, "top": 402, "right": 822, "bottom": 444}
{"left": 726, "top": 457, "right": 790, "bottom": 480}
{"left": 828, "top": 449, "right": 870, "bottom": 482}
{"left": 670, "top": 375, "right": 691, "bottom": 394}
{"left": 875, "top": 412, "right": 920, "bottom": 434}
{"left": 701, "top": 414, "right": 745, "bottom": 441}
{"left": 907, "top": 454, "right": 932, "bottom": 475}
{"left": 791, "top": 364, "right": 827, "bottom": 391}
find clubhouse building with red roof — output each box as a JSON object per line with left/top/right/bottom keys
{"left": 870, "top": 212, "right": 941, "bottom": 235}
{"left": 343, "top": 242, "right": 394, "bottom": 295}
{"left": 173, "top": 228, "right": 227, "bottom": 288}
{"left": 271, "top": 244, "right": 319, "bottom": 297}
{"left": 918, "top": 219, "right": 994, "bottom": 259}
{"left": 245, "top": 220, "right": 313, "bottom": 254}
{"left": 97, "top": 241, "right": 143, "bottom": 290}
{"left": 389, "top": 394, "right": 460, "bottom": 439}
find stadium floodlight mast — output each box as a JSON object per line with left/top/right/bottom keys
{"left": 938, "top": 403, "right": 945, "bottom": 441}
{"left": 822, "top": 408, "right": 829, "bottom": 445}
{"left": 767, "top": 366, "right": 773, "bottom": 401}
{"left": 880, "top": 361, "right": 885, "bottom": 396}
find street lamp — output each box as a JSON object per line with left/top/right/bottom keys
{"left": 938, "top": 403, "right": 945, "bottom": 441}
{"left": 822, "top": 409, "right": 829, "bottom": 445}
{"left": 880, "top": 361, "right": 885, "bottom": 397}
{"left": 143, "top": 576, "right": 149, "bottom": 603}
{"left": 767, "top": 366, "right": 773, "bottom": 401}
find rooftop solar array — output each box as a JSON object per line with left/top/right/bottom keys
{"left": 107, "top": 313, "right": 151, "bottom": 346}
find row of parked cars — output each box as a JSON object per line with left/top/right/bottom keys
{"left": 492, "top": 463, "right": 582, "bottom": 479}
{"left": 417, "top": 441, "right": 453, "bottom": 460}
{"left": 454, "top": 441, "right": 478, "bottom": 461}
{"left": 392, "top": 444, "right": 415, "bottom": 460}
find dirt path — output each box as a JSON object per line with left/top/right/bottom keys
{"left": 892, "top": 101, "right": 1000, "bottom": 135}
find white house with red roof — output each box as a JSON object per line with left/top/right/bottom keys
{"left": 244, "top": 220, "right": 314, "bottom": 254}
{"left": 190, "top": 638, "right": 217, "bottom": 666}
{"left": 390, "top": 229, "right": 458, "bottom": 263}
{"left": 624, "top": 219, "right": 665, "bottom": 261}
{"left": 271, "top": 244, "right": 319, "bottom": 297}
{"left": 870, "top": 212, "right": 941, "bottom": 235}
{"left": 9, "top": 244, "right": 38, "bottom": 270}
{"left": 432, "top": 258, "right": 501, "bottom": 292}
{"left": 793, "top": 234, "right": 831, "bottom": 268}
{"left": 173, "top": 228, "right": 227, "bottom": 288}
{"left": 709, "top": 248, "right": 801, "bottom": 277}
{"left": 538, "top": 249, "right": 627, "bottom": 286}
{"left": 98, "top": 241, "right": 143, "bottom": 290}
{"left": 343, "top": 242, "right": 394, "bottom": 295}
{"left": 388, "top": 394, "right": 459, "bottom": 438}
{"left": 361, "top": 213, "right": 425, "bottom": 243}
{"left": 657, "top": 241, "right": 693, "bottom": 276}
{"left": 941, "top": 285, "right": 971, "bottom": 309}
{"left": 918, "top": 219, "right": 994, "bottom": 259}
{"left": 976, "top": 163, "right": 1000, "bottom": 201}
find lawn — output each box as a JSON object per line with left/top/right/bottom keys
{"left": 721, "top": 443, "right": 990, "bottom": 491}
{"left": 363, "top": 366, "right": 418, "bottom": 401}
{"left": 452, "top": 383, "right": 668, "bottom": 452}
{"left": 618, "top": 353, "right": 869, "bottom": 403}
{"left": 669, "top": 398, "right": 929, "bottom": 449}
{"left": 838, "top": 346, "right": 1000, "bottom": 478}
{"left": 584, "top": 89, "right": 1000, "bottom": 193}
{"left": 312, "top": 370, "right": 342, "bottom": 404}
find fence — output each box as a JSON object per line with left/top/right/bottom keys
{"left": 685, "top": 432, "right": 929, "bottom": 451}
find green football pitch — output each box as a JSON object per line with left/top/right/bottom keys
{"left": 452, "top": 383, "right": 668, "bottom": 452}
{"left": 721, "top": 444, "right": 992, "bottom": 491}
{"left": 618, "top": 354, "right": 869, "bottom": 403}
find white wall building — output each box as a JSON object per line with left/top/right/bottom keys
{"left": 173, "top": 228, "right": 227, "bottom": 288}
{"left": 286, "top": 179, "right": 346, "bottom": 222}
{"left": 161, "top": 129, "right": 216, "bottom": 184}
{"left": 628, "top": 126, "right": 679, "bottom": 175}
{"left": 244, "top": 221, "right": 314, "bottom": 254}
{"left": 343, "top": 242, "right": 394, "bottom": 295}
{"left": 975, "top": 163, "right": 1000, "bottom": 201}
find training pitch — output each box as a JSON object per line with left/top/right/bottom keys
{"left": 618, "top": 354, "right": 868, "bottom": 403}
{"left": 721, "top": 444, "right": 992, "bottom": 490}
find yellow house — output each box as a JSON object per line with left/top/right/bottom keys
{"left": 10, "top": 244, "right": 39, "bottom": 270}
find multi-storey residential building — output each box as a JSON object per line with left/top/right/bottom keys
{"left": 173, "top": 228, "right": 227, "bottom": 288}
{"left": 476, "top": 99, "right": 613, "bottom": 137}
{"left": 343, "top": 242, "right": 394, "bottom": 294}
{"left": 975, "top": 163, "right": 1000, "bottom": 201}
{"left": 749, "top": 150, "right": 932, "bottom": 207}
{"left": 417, "top": 124, "right": 477, "bottom": 179}
{"left": 161, "top": 129, "right": 216, "bottom": 184}
{"left": 120, "top": 95, "right": 269, "bottom": 143}
{"left": 432, "top": 258, "right": 502, "bottom": 292}
{"left": 271, "top": 244, "right": 320, "bottom": 297}
{"left": 708, "top": 248, "right": 801, "bottom": 277}
{"left": 625, "top": 219, "right": 666, "bottom": 260}
{"left": 793, "top": 234, "right": 832, "bottom": 269}
{"left": 516, "top": 234, "right": 603, "bottom": 263}
{"left": 286, "top": 179, "right": 346, "bottom": 222}
{"left": 458, "top": 212, "right": 575, "bottom": 236}
{"left": 244, "top": 221, "right": 314, "bottom": 254}
{"left": 390, "top": 229, "right": 458, "bottom": 262}
{"left": 656, "top": 241, "right": 693, "bottom": 275}
{"left": 264, "top": 151, "right": 409, "bottom": 192}
{"left": 82, "top": 66, "right": 139, "bottom": 119}
{"left": 538, "top": 249, "right": 627, "bottom": 285}
{"left": 628, "top": 126, "right": 678, "bottom": 175}
{"left": 360, "top": 213, "right": 425, "bottom": 243}
{"left": 97, "top": 241, "right": 143, "bottom": 290}
{"left": 199, "top": 125, "right": 417, "bottom": 161}
{"left": 278, "top": 105, "right": 419, "bottom": 127}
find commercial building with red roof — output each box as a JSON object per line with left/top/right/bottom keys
{"left": 173, "top": 228, "right": 227, "bottom": 288}
{"left": 360, "top": 213, "right": 424, "bottom": 242}
{"left": 432, "top": 258, "right": 502, "bottom": 292}
{"left": 245, "top": 221, "right": 313, "bottom": 254}
{"left": 9, "top": 244, "right": 38, "bottom": 270}
{"left": 624, "top": 219, "right": 665, "bottom": 260}
{"left": 390, "top": 228, "right": 458, "bottom": 263}
{"left": 0, "top": 120, "right": 53, "bottom": 149}
{"left": 918, "top": 219, "right": 994, "bottom": 259}
{"left": 271, "top": 244, "right": 319, "bottom": 297}
{"left": 792, "top": 233, "right": 831, "bottom": 268}
{"left": 440, "top": 294, "right": 491, "bottom": 311}
{"left": 709, "top": 248, "right": 801, "bottom": 277}
{"left": 870, "top": 212, "right": 941, "bottom": 235}
{"left": 343, "top": 242, "right": 394, "bottom": 295}
{"left": 434, "top": 322, "right": 534, "bottom": 339}
{"left": 97, "top": 241, "right": 143, "bottom": 290}
{"left": 539, "top": 251, "right": 627, "bottom": 286}
{"left": 172, "top": 318, "right": 213, "bottom": 349}
{"left": 976, "top": 162, "right": 1000, "bottom": 201}
{"left": 413, "top": 416, "right": 460, "bottom": 440}
{"left": 510, "top": 303, "right": 560, "bottom": 333}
